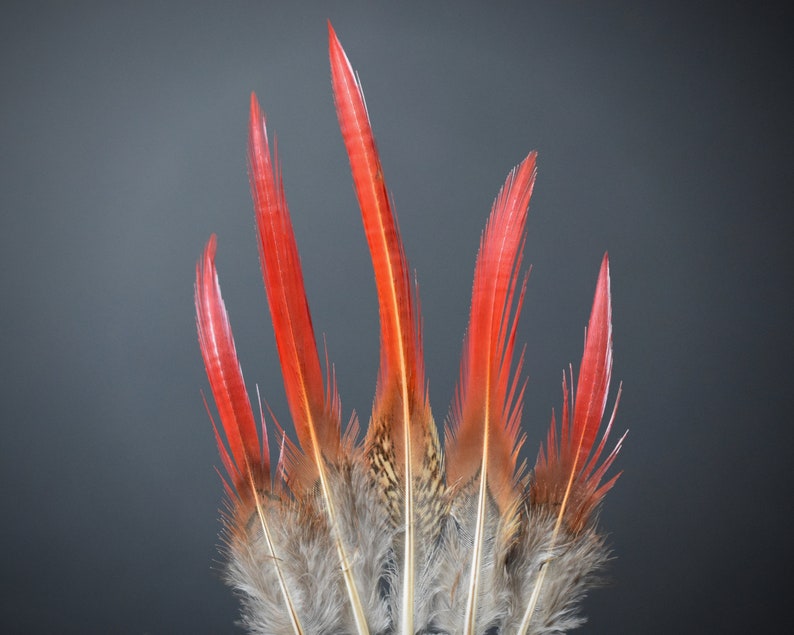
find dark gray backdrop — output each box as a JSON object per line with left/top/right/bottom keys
{"left": 1, "top": 2, "right": 790, "bottom": 633}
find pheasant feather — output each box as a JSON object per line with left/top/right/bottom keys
{"left": 195, "top": 23, "right": 624, "bottom": 635}
{"left": 442, "top": 153, "right": 536, "bottom": 634}
{"left": 328, "top": 24, "right": 445, "bottom": 635}
{"left": 248, "top": 93, "right": 370, "bottom": 634}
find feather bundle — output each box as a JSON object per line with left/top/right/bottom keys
{"left": 195, "top": 22, "right": 624, "bottom": 635}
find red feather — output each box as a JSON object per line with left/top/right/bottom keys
{"left": 445, "top": 154, "right": 537, "bottom": 514}
{"left": 248, "top": 93, "right": 342, "bottom": 487}
{"left": 531, "top": 253, "right": 624, "bottom": 532}
{"left": 329, "top": 25, "right": 442, "bottom": 634}
{"left": 195, "top": 236, "right": 269, "bottom": 501}
{"left": 328, "top": 23, "right": 426, "bottom": 428}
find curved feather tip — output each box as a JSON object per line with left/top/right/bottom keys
{"left": 195, "top": 235, "right": 269, "bottom": 503}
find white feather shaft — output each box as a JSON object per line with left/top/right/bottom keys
{"left": 250, "top": 487, "right": 304, "bottom": 635}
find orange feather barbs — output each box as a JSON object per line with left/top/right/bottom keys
{"left": 195, "top": 22, "right": 624, "bottom": 635}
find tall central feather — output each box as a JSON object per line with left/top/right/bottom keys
{"left": 328, "top": 23, "right": 443, "bottom": 635}
{"left": 248, "top": 94, "right": 369, "bottom": 634}
{"left": 445, "top": 154, "right": 537, "bottom": 634}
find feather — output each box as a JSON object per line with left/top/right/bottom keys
{"left": 195, "top": 237, "right": 304, "bottom": 633}
{"left": 328, "top": 22, "right": 444, "bottom": 635}
{"left": 247, "top": 95, "right": 370, "bottom": 634}
{"left": 248, "top": 93, "right": 343, "bottom": 485}
{"left": 529, "top": 254, "right": 623, "bottom": 532}
{"left": 517, "top": 254, "right": 624, "bottom": 634}
{"left": 195, "top": 236, "right": 267, "bottom": 499}
{"left": 195, "top": 22, "right": 625, "bottom": 635}
{"left": 443, "top": 153, "right": 537, "bottom": 634}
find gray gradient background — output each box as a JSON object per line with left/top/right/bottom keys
{"left": 1, "top": 2, "right": 790, "bottom": 633}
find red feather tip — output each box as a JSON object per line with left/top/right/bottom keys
{"left": 195, "top": 236, "right": 269, "bottom": 501}
{"left": 248, "top": 94, "right": 342, "bottom": 484}
{"left": 445, "top": 153, "right": 537, "bottom": 513}
{"left": 531, "top": 253, "right": 624, "bottom": 532}
{"left": 328, "top": 23, "right": 425, "bottom": 420}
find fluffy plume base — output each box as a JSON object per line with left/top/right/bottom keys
{"left": 225, "top": 473, "right": 610, "bottom": 635}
